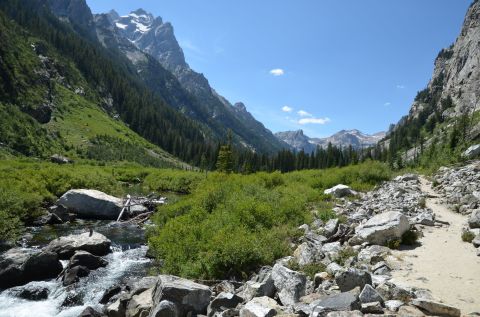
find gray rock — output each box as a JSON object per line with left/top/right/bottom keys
{"left": 68, "top": 250, "right": 108, "bottom": 270}
{"left": 397, "top": 305, "right": 425, "bottom": 317}
{"left": 293, "top": 242, "right": 323, "bottom": 266}
{"left": 151, "top": 275, "right": 211, "bottom": 316}
{"left": 79, "top": 306, "right": 103, "bottom": 317}
{"left": 411, "top": 299, "right": 460, "bottom": 317}
{"left": 149, "top": 300, "right": 178, "bottom": 317}
{"left": 468, "top": 209, "right": 480, "bottom": 228}
{"left": 16, "top": 284, "right": 50, "bottom": 301}
{"left": 324, "top": 185, "right": 357, "bottom": 198}
{"left": 271, "top": 264, "right": 306, "bottom": 306}
{"left": 463, "top": 144, "right": 480, "bottom": 158}
{"left": 108, "top": 297, "right": 128, "bottom": 317}
{"left": 50, "top": 154, "right": 72, "bottom": 164}
{"left": 395, "top": 174, "right": 418, "bottom": 182}
{"left": 335, "top": 269, "right": 372, "bottom": 292}
{"left": 324, "top": 219, "right": 340, "bottom": 237}
{"left": 326, "top": 262, "right": 343, "bottom": 276}
{"left": 375, "top": 282, "right": 412, "bottom": 302}
{"left": 350, "top": 211, "right": 410, "bottom": 246}
{"left": 0, "top": 248, "right": 63, "bottom": 288}
{"left": 239, "top": 296, "right": 281, "bottom": 317}
{"left": 63, "top": 265, "right": 90, "bottom": 286}
{"left": 100, "top": 285, "right": 122, "bottom": 304}
{"left": 311, "top": 291, "right": 361, "bottom": 316}
{"left": 45, "top": 231, "right": 111, "bottom": 259}
{"left": 359, "top": 285, "right": 383, "bottom": 305}
{"left": 411, "top": 211, "right": 435, "bottom": 226}
{"left": 57, "top": 189, "right": 124, "bottom": 220}
{"left": 357, "top": 245, "right": 391, "bottom": 264}
{"left": 384, "top": 300, "right": 403, "bottom": 312}
{"left": 32, "top": 212, "right": 63, "bottom": 226}
{"left": 371, "top": 262, "right": 390, "bottom": 275}
{"left": 360, "top": 301, "right": 383, "bottom": 314}
{"left": 127, "top": 287, "right": 154, "bottom": 317}
{"left": 207, "top": 292, "right": 243, "bottom": 317}
{"left": 242, "top": 268, "right": 275, "bottom": 301}
{"left": 325, "top": 312, "right": 363, "bottom": 317}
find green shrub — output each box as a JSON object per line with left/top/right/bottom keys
{"left": 418, "top": 197, "right": 426, "bottom": 208}
{"left": 334, "top": 247, "right": 358, "bottom": 266}
{"left": 386, "top": 238, "right": 401, "bottom": 249}
{"left": 286, "top": 260, "right": 326, "bottom": 280}
{"left": 462, "top": 231, "right": 475, "bottom": 243}
{"left": 401, "top": 230, "right": 419, "bottom": 245}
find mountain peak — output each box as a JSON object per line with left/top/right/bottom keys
{"left": 234, "top": 102, "right": 247, "bottom": 112}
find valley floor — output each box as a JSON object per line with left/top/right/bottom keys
{"left": 392, "top": 177, "right": 480, "bottom": 313}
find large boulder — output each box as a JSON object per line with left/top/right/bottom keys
{"left": 324, "top": 185, "right": 357, "bottom": 198}
{"left": 359, "top": 284, "right": 383, "bottom": 304}
{"left": 239, "top": 296, "right": 282, "bottom": 317}
{"left": 126, "top": 288, "right": 154, "bottom": 317}
{"left": 207, "top": 292, "right": 243, "bottom": 316}
{"left": 0, "top": 248, "right": 63, "bottom": 288}
{"left": 45, "top": 232, "right": 111, "bottom": 259}
{"left": 350, "top": 211, "right": 410, "bottom": 246}
{"left": 293, "top": 242, "right": 323, "bottom": 266}
{"left": 241, "top": 267, "right": 275, "bottom": 302}
{"left": 462, "top": 144, "right": 480, "bottom": 159}
{"left": 69, "top": 250, "right": 108, "bottom": 270}
{"left": 150, "top": 275, "right": 212, "bottom": 316}
{"left": 57, "top": 189, "right": 123, "bottom": 220}
{"left": 62, "top": 265, "right": 90, "bottom": 286}
{"left": 468, "top": 209, "right": 480, "bottom": 229}
{"left": 411, "top": 299, "right": 460, "bottom": 317}
{"left": 16, "top": 284, "right": 50, "bottom": 301}
{"left": 271, "top": 264, "right": 306, "bottom": 306}
{"left": 310, "top": 291, "right": 361, "bottom": 316}
{"left": 79, "top": 306, "right": 103, "bottom": 317}
{"left": 335, "top": 269, "right": 372, "bottom": 292}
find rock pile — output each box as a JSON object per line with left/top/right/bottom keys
{"left": 89, "top": 174, "right": 465, "bottom": 317}
{"left": 434, "top": 160, "right": 480, "bottom": 254}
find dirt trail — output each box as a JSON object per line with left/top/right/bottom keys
{"left": 391, "top": 177, "right": 480, "bottom": 313}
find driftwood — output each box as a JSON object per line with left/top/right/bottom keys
{"left": 117, "top": 194, "right": 166, "bottom": 223}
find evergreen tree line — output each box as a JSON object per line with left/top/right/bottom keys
{"left": 214, "top": 131, "right": 367, "bottom": 174}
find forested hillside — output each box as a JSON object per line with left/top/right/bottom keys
{"left": 0, "top": 0, "right": 217, "bottom": 166}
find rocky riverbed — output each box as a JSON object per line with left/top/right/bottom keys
{"left": 1, "top": 162, "right": 480, "bottom": 316}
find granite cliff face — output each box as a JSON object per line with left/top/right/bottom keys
{"left": 408, "top": 1, "right": 480, "bottom": 121}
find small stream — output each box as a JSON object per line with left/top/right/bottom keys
{"left": 0, "top": 221, "right": 153, "bottom": 317}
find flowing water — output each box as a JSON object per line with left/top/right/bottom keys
{"left": 0, "top": 221, "right": 153, "bottom": 317}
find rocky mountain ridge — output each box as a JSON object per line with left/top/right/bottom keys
{"left": 276, "top": 129, "right": 385, "bottom": 153}
{"left": 98, "top": 7, "right": 288, "bottom": 153}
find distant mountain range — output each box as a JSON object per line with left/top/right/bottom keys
{"left": 275, "top": 129, "right": 385, "bottom": 153}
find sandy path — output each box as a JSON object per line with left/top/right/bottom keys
{"left": 391, "top": 177, "right": 480, "bottom": 314}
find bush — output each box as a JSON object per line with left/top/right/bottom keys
{"left": 287, "top": 260, "right": 326, "bottom": 280}
{"left": 462, "top": 231, "right": 475, "bottom": 243}
{"left": 386, "top": 238, "right": 401, "bottom": 249}
{"left": 401, "top": 230, "right": 419, "bottom": 245}
{"left": 334, "top": 247, "right": 358, "bottom": 266}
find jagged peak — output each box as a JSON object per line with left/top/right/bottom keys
{"left": 234, "top": 102, "right": 247, "bottom": 112}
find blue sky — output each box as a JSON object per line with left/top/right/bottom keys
{"left": 87, "top": 0, "right": 472, "bottom": 138}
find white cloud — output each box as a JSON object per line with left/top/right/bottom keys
{"left": 179, "top": 39, "right": 203, "bottom": 55}
{"left": 384, "top": 102, "right": 391, "bottom": 106}
{"left": 298, "top": 117, "right": 331, "bottom": 125}
{"left": 282, "top": 106, "right": 293, "bottom": 112}
{"left": 270, "top": 68, "right": 285, "bottom": 76}
{"left": 297, "top": 110, "right": 312, "bottom": 117}
{"left": 396, "top": 85, "right": 405, "bottom": 89}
